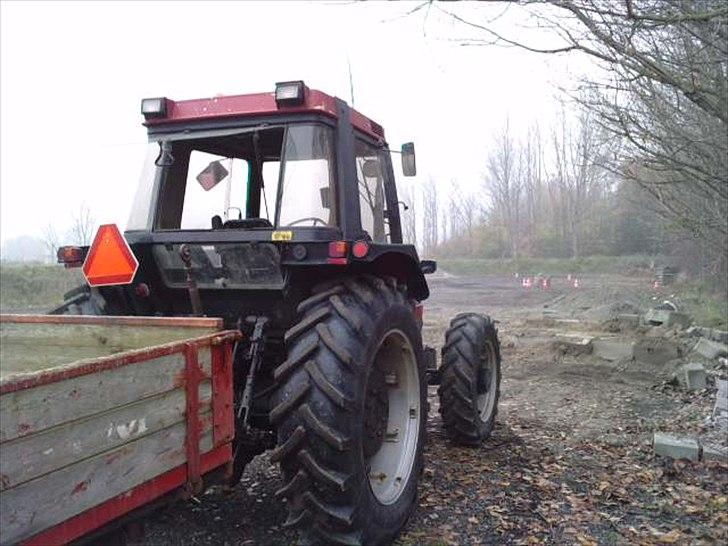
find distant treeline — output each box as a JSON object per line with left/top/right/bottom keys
{"left": 408, "top": 0, "right": 727, "bottom": 288}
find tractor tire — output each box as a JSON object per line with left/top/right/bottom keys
{"left": 271, "top": 275, "right": 427, "bottom": 546}
{"left": 438, "top": 313, "right": 501, "bottom": 446}
{"left": 49, "top": 285, "right": 105, "bottom": 315}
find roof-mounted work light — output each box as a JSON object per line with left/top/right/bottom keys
{"left": 275, "top": 81, "right": 305, "bottom": 107}
{"left": 141, "top": 97, "right": 168, "bottom": 119}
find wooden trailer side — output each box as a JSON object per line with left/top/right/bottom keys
{"left": 0, "top": 327, "right": 237, "bottom": 546}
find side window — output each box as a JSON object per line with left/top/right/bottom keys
{"left": 277, "top": 125, "right": 337, "bottom": 227}
{"left": 262, "top": 161, "right": 281, "bottom": 223}
{"left": 180, "top": 152, "right": 249, "bottom": 229}
{"left": 355, "top": 140, "right": 387, "bottom": 242}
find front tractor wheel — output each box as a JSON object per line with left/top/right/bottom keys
{"left": 271, "top": 276, "right": 426, "bottom": 545}
{"left": 438, "top": 313, "right": 501, "bottom": 446}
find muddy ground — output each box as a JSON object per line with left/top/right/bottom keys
{"left": 145, "top": 273, "right": 727, "bottom": 545}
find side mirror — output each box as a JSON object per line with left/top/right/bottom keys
{"left": 196, "top": 160, "right": 229, "bottom": 191}
{"left": 362, "top": 159, "right": 381, "bottom": 178}
{"left": 320, "top": 187, "right": 331, "bottom": 209}
{"left": 401, "top": 142, "right": 416, "bottom": 177}
{"left": 420, "top": 259, "right": 437, "bottom": 275}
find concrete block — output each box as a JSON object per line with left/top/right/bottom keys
{"left": 553, "top": 334, "right": 593, "bottom": 356}
{"left": 555, "top": 318, "right": 580, "bottom": 325}
{"left": 697, "top": 327, "right": 728, "bottom": 345}
{"left": 685, "top": 326, "right": 700, "bottom": 337}
{"left": 679, "top": 363, "right": 707, "bottom": 390}
{"left": 592, "top": 338, "right": 635, "bottom": 361}
{"left": 714, "top": 379, "right": 728, "bottom": 416}
{"left": 653, "top": 433, "right": 699, "bottom": 461}
{"left": 701, "top": 444, "right": 728, "bottom": 463}
{"left": 693, "top": 338, "right": 728, "bottom": 360}
{"left": 634, "top": 339, "right": 680, "bottom": 365}
{"left": 645, "top": 308, "right": 671, "bottom": 325}
{"left": 644, "top": 309, "right": 691, "bottom": 329}
{"left": 617, "top": 313, "right": 640, "bottom": 327}
{"left": 717, "top": 378, "right": 728, "bottom": 397}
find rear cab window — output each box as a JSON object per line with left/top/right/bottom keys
{"left": 180, "top": 152, "right": 250, "bottom": 229}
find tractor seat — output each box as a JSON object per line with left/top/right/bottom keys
{"left": 211, "top": 215, "right": 273, "bottom": 230}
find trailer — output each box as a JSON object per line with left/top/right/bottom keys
{"left": 0, "top": 314, "right": 239, "bottom": 545}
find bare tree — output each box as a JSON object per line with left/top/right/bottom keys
{"left": 42, "top": 223, "right": 60, "bottom": 264}
{"left": 70, "top": 203, "right": 95, "bottom": 246}
{"left": 433, "top": 0, "right": 728, "bottom": 268}
{"left": 551, "top": 103, "right": 611, "bottom": 258}
{"left": 483, "top": 121, "right": 522, "bottom": 258}
{"left": 520, "top": 124, "right": 544, "bottom": 255}
{"left": 422, "top": 178, "right": 439, "bottom": 255}
{"left": 400, "top": 185, "right": 418, "bottom": 249}
{"left": 449, "top": 181, "right": 480, "bottom": 254}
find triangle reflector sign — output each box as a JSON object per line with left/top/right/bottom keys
{"left": 82, "top": 224, "right": 139, "bottom": 287}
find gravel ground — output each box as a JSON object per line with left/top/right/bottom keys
{"left": 143, "top": 273, "right": 728, "bottom": 545}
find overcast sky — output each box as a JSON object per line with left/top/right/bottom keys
{"left": 0, "top": 0, "right": 590, "bottom": 246}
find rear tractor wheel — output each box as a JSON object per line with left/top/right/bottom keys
{"left": 271, "top": 276, "right": 426, "bottom": 545}
{"left": 438, "top": 313, "right": 501, "bottom": 446}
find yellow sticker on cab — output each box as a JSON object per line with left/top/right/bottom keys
{"left": 271, "top": 230, "right": 293, "bottom": 241}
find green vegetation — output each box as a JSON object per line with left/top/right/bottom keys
{"left": 437, "top": 255, "right": 656, "bottom": 277}
{"left": 669, "top": 281, "right": 728, "bottom": 329}
{"left": 0, "top": 263, "right": 83, "bottom": 312}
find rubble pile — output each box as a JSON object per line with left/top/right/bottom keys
{"left": 548, "top": 297, "right": 727, "bottom": 463}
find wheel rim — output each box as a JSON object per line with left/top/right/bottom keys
{"left": 366, "top": 329, "right": 420, "bottom": 505}
{"left": 476, "top": 340, "right": 498, "bottom": 421}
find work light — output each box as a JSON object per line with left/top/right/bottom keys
{"left": 141, "top": 97, "right": 168, "bottom": 119}
{"left": 275, "top": 81, "right": 305, "bottom": 106}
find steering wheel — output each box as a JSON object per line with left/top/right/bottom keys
{"left": 286, "top": 217, "right": 328, "bottom": 227}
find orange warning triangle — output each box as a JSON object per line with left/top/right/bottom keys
{"left": 82, "top": 224, "right": 139, "bottom": 287}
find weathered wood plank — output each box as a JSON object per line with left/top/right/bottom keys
{"left": 0, "top": 314, "right": 223, "bottom": 329}
{"left": 0, "top": 348, "right": 211, "bottom": 443}
{"left": 0, "top": 417, "right": 213, "bottom": 545}
{"left": 0, "top": 382, "right": 212, "bottom": 490}
{"left": 0, "top": 322, "right": 219, "bottom": 377}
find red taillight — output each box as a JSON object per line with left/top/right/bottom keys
{"left": 57, "top": 246, "right": 84, "bottom": 268}
{"left": 352, "top": 240, "right": 369, "bottom": 258}
{"left": 327, "top": 241, "right": 348, "bottom": 265}
{"left": 328, "top": 241, "right": 348, "bottom": 258}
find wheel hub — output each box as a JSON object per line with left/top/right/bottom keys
{"left": 364, "top": 365, "right": 389, "bottom": 459}
{"left": 476, "top": 340, "right": 498, "bottom": 419}
{"left": 365, "top": 330, "right": 421, "bottom": 506}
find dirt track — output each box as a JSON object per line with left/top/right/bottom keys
{"left": 145, "top": 273, "right": 727, "bottom": 545}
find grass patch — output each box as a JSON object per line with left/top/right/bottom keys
{"left": 437, "top": 255, "right": 656, "bottom": 276}
{"left": 0, "top": 263, "right": 83, "bottom": 312}
{"left": 668, "top": 280, "right": 728, "bottom": 329}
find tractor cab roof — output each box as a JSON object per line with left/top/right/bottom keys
{"left": 142, "top": 81, "right": 386, "bottom": 141}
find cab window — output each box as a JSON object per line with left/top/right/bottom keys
{"left": 355, "top": 140, "right": 388, "bottom": 242}
{"left": 180, "top": 152, "right": 250, "bottom": 229}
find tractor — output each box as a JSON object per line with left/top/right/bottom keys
{"left": 53, "top": 81, "right": 501, "bottom": 545}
